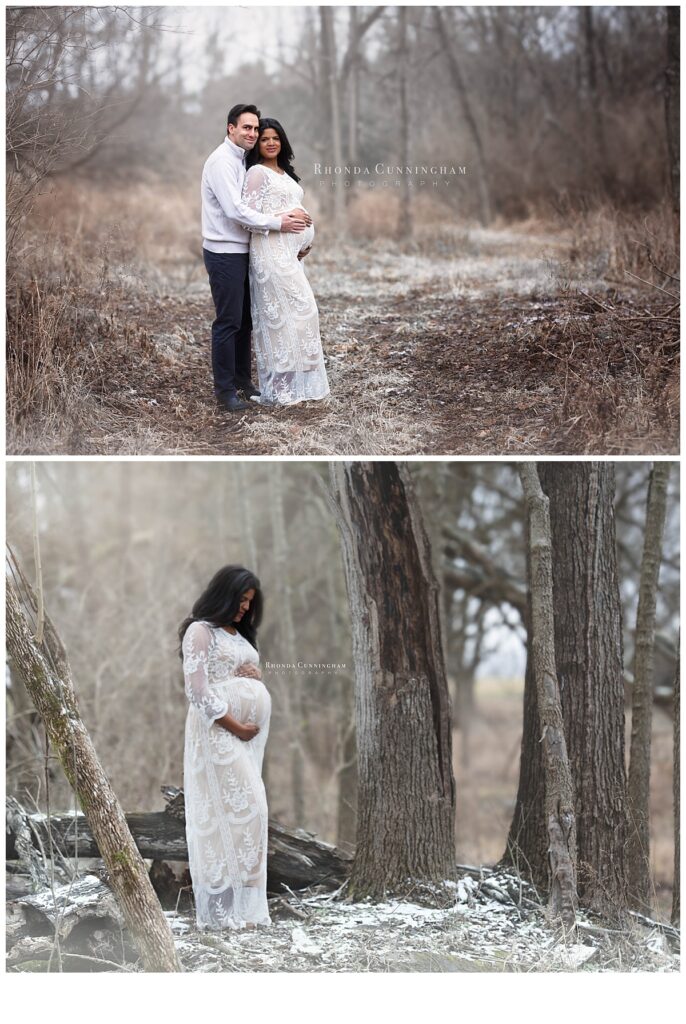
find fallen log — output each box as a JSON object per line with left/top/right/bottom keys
{"left": 6, "top": 811, "right": 189, "bottom": 863}
{"left": 6, "top": 874, "right": 142, "bottom": 970}
{"left": 7, "top": 874, "right": 123, "bottom": 944}
{"left": 6, "top": 792, "right": 352, "bottom": 895}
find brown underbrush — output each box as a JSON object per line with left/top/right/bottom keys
{"left": 6, "top": 179, "right": 679, "bottom": 455}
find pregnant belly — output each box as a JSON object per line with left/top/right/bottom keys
{"left": 298, "top": 223, "right": 315, "bottom": 251}
{"left": 230, "top": 677, "right": 271, "bottom": 728}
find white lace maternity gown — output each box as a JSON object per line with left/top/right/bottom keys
{"left": 182, "top": 620, "right": 271, "bottom": 930}
{"left": 242, "top": 163, "right": 330, "bottom": 406}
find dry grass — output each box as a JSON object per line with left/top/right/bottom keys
{"left": 6, "top": 180, "right": 679, "bottom": 455}
{"left": 566, "top": 202, "right": 679, "bottom": 282}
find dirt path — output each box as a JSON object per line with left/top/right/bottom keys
{"left": 10, "top": 228, "right": 678, "bottom": 455}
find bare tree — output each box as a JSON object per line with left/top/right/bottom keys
{"left": 541, "top": 463, "right": 628, "bottom": 913}
{"left": 340, "top": 6, "right": 386, "bottom": 165}
{"left": 665, "top": 7, "right": 680, "bottom": 228}
{"left": 319, "top": 6, "right": 346, "bottom": 234}
{"left": 5, "top": 557, "right": 181, "bottom": 972}
{"left": 581, "top": 7, "right": 612, "bottom": 192}
{"left": 329, "top": 462, "right": 456, "bottom": 897}
{"left": 627, "top": 462, "right": 672, "bottom": 912}
{"left": 396, "top": 6, "right": 413, "bottom": 239}
{"left": 269, "top": 464, "right": 305, "bottom": 825}
{"left": 517, "top": 464, "right": 577, "bottom": 933}
{"left": 5, "top": 6, "right": 172, "bottom": 266}
{"left": 433, "top": 6, "right": 492, "bottom": 225}
{"left": 346, "top": 7, "right": 361, "bottom": 165}
{"left": 504, "top": 635, "right": 548, "bottom": 888}
{"left": 335, "top": 672, "right": 357, "bottom": 846}
{"left": 443, "top": 525, "right": 527, "bottom": 618}
{"left": 673, "top": 642, "right": 680, "bottom": 926}
{"left": 507, "top": 464, "right": 629, "bottom": 916}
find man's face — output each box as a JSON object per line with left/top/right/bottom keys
{"left": 228, "top": 113, "right": 259, "bottom": 151}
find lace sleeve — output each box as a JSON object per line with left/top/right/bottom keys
{"left": 242, "top": 165, "right": 272, "bottom": 234}
{"left": 182, "top": 622, "right": 228, "bottom": 727}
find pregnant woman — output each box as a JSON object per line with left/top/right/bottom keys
{"left": 243, "top": 118, "right": 330, "bottom": 406}
{"left": 180, "top": 565, "right": 271, "bottom": 931}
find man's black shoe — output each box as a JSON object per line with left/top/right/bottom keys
{"left": 217, "top": 392, "right": 250, "bottom": 412}
{"left": 237, "top": 381, "right": 261, "bottom": 399}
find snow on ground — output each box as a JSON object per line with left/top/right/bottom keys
{"left": 171, "top": 871, "right": 680, "bottom": 974}
{"left": 6, "top": 864, "right": 679, "bottom": 972}
{"left": 307, "top": 229, "right": 599, "bottom": 305}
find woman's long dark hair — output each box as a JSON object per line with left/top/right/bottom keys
{"left": 245, "top": 117, "right": 300, "bottom": 183}
{"left": 178, "top": 565, "right": 262, "bottom": 653}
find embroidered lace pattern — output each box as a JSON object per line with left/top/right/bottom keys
{"left": 242, "top": 164, "right": 330, "bottom": 406}
{"left": 182, "top": 620, "right": 271, "bottom": 930}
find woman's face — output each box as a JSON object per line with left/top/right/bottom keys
{"left": 234, "top": 588, "right": 256, "bottom": 623}
{"left": 259, "top": 128, "right": 281, "bottom": 161}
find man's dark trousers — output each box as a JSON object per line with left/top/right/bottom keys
{"left": 203, "top": 248, "right": 252, "bottom": 399}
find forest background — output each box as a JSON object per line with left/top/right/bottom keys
{"left": 5, "top": 4, "right": 680, "bottom": 455}
{"left": 5, "top": 460, "right": 680, "bottom": 920}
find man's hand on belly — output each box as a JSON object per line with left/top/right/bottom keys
{"left": 280, "top": 208, "right": 312, "bottom": 232}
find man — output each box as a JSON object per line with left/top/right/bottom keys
{"left": 201, "top": 103, "right": 312, "bottom": 411}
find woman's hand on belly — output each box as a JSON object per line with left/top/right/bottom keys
{"left": 235, "top": 662, "right": 261, "bottom": 680}
{"left": 235, "top": 722, "right": 260, "bottom": 742}
{"left": 216, "top": 710, "right": 260, "bottom": 742}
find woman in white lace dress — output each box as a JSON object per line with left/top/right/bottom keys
{"left": 243, "top": 118, "right": 330, "bottom": 406}
{"left": 180, "top": 565, "right": 271, "bottom": 931}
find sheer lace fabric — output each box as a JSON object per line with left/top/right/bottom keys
{"left": 242, "top": 164, "right": 330, "bottom": 406}
{"left": 182, "top": 620, "right": 271, "bottom": 930}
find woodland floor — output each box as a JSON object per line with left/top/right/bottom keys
{"left": 6, "top": 870, "right": 679, "bottom": 974}
{"left": 172, "top": 881, "right": 680, "bottom": 974}
{"left": 6, "top": 682, "right": 678, "bottom": 973}
{"left": 7, "top": 224, "right": 679, "bottom": 456}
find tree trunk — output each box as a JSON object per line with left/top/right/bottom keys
{"left": 340, "top": 6, "right": 385, "bottom": 166}
{"left": 665, "top": 7, "right": 680, "bottom": 229}
{"left": 5, "top": 573, "right": 181, "bottom": 973}
{"left": 627, "top": 463, "right": 671, "bottom": 912}
{"left": 336, "top": 676, "right": 358, "bottom": 846}
{"left": 269, "top": 465, "right": 305, "bottom": 826}
{"left": 396, "top": 6, "right": 413, "bottom": 240}
{"left": 517, "top": 464, "right": 577, "bottom": 933}
{"left": 538, "top": 462, "right": 629, "bottom": 914}
{"left": 433, "top": 6, "right": 492, "bottom": 225}
{"left": 581, "top": 6, "right": 612, "bottom": 192}
{"left": 505, "top": 464, "right": 634, "bottom": 914}
{"left": 320, "top": 6, "right": 346, "bottom": 234}
{"left": 329, "top": 462, "right": 456, "bottom": 898}
{"left": 237, "top": 461, "right": 259, "bottom": 573}
{"left": 347, "top": 6, "right": 359, "bottom": 164}
{"left": 672, "top": 642, "right": 680, "bottom": 926}
{"left": 503, "top": 635, "right": 548, "bottom": 890}
{"left": 322, "top": 550, "right": 357, "bottom": 848}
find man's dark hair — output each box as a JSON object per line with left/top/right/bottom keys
{"left": 227, "top": 103, "right": 261, "bottom": 128}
